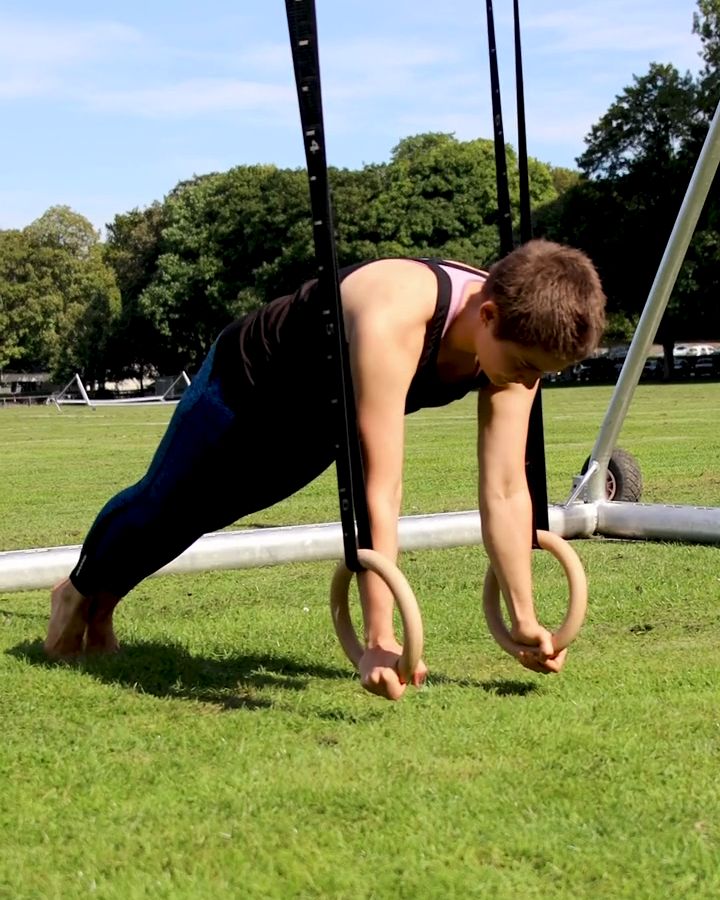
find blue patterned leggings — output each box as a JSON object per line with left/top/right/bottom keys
{"left": 70, "top": 345, "right": 334, "bottom": 597}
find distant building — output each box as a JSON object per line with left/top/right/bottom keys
{"left": 0, "top": 371, "right": 56, "bottom": 400}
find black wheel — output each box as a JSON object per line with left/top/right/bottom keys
{"left": 581, "top": 449, "right": 642, "bottom": 502}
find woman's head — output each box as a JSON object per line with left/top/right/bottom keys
{"left": 484, "top": 239, "right": 606, "bottom": 361}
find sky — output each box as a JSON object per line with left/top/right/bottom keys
{"left": 0, "top": 0, "right": 705, "bottom": 233}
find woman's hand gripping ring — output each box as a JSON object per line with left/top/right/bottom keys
{"left": 330, "top": 548, "right": 424, "bottom": 683}
{"left": 483, "top": 530, "right": 588, "bottom": 656}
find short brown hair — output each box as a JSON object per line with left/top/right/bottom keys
{"left": 485, "top": 239, "right": 606, "bottom": 360}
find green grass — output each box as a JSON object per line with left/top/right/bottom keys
{"left": 1, "top": 384, "right": 720, "bottom": 898}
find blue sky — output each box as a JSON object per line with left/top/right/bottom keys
{"left": 0, "top": 0, "right": 704, "bottom": 232}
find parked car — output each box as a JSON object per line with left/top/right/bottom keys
{"left": 694, "top": 355, "right": 716, "bottom": 377}
{"left": 689, "top": 344, "right": 715, "bottom": 356}
{"left": 641, "top": 358, "right": 664, "bottom": 380}
{"left": 674, "top": 343, "right": 716, "bottom": 357}
{"left": 572, "top": 361, "right": 592, "bottom": 382}
{"left": 585, "top": 356, "right": 620, "bottom": 382}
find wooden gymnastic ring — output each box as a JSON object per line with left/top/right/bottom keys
{"left": 330, "top": 548, "right": 424, "bottom": 683}
{"left": 483, "top": 530, "right": 587, "bottom": 657}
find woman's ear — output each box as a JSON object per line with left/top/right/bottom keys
{"left": 477, "top": 299, "right": 499, "bottom": 330}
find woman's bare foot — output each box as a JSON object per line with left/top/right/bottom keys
{"left": 45, "top": 579, "right": 91, "bottom": 658}
{"left": 85, "top": 594, "right": 121, "bottom": 654}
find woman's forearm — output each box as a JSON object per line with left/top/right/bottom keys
{"left": 358, "top": 494, "right": 401, "bottom": 645}
{"left": 480, "top": 489, "right": 538, "bottom": 628}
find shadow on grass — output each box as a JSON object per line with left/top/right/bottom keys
{"left": 7, "top": 639, "right": 352, "bottom": 711}
{"left": 7, "top": 641, "right": 538, "bottom": 709}
{"left": 429, "top": 673, "right": 540, "bottom": 697}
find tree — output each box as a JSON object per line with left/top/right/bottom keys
{"left": 370, "top": 133, "right": 559, "bottom": 267}
{"left": 577, "top": 64, "right": 699, "bottom": 180}
{"left": 693, "top": 0, "right": 720, "bottom": 120}
{"left": 21, "top": 207, "right": 120, "bottom": 380}
{"left": 0, "top": 229, "right": 62, "bottom": 370}
{"left": 330, "top": 163, "right": 394, "bottom": 263}
{"left": 103, "top": 203, "right": 166, "bottom": 386}
{"left": 538, "top": 1, "right": 720, "bottom": 362}
{"left": 25, "top": 205, "right": 99, "bottom": 257}
{"left": 137, "top": 166, "right": 313, "bottom": 371}
{"left": 548, "top": 166, "right": 581, "bottom": 195}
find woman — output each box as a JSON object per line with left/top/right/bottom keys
{"left": 46, "top": 238, "right": 606, "bottom": 701}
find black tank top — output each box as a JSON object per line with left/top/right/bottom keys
{"left": 212, "top": 258, "right": 488, "bottom": 415}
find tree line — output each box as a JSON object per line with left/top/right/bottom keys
{"left": 1, "top": 0, "right": 718, "bottom": 386}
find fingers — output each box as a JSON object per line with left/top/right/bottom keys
{"left": 402, "top": 657, "right": 429, "bottom": 688}
{"left": 360, "top": 657, "right": 428, "bottom": 700}
{"left": 361, "top": 666, "right": 406, "bottom": 701}
{"left": 538, "top": 631, "right": 556, "bottom": 658}
{"left": 411, "top": 666, "right": 428, "bottom": 687}
{"left": 517, "top": 646, "right": 567, "bottom": 674}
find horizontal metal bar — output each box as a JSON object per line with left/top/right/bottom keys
{"left": 0, "top": 505, "right": 597, "bottom": 593}
{"left": 596, "top": 501, "right": 720, "bottom": 544}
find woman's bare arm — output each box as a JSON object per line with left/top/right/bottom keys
{"left": 340, "top": 260, "right": 436, "bottom": 696}
{"left": 477, "top": 381, "right": 567, "bottom": 673}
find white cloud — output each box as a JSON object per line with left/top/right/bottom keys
{"left": 0, "top": 18, "right": 145, "bottom": 100}
{"left": 524, "top": 7, "right": 699, "bottom": 68}
{"left": 327, "top": 37, "right": 457, "bottom": 98}
{"left": 0, "top": 74, "right": 56, "bottom": 100}
{"left": 79, "top": 35, "right": 459, "bottom": 121}
{"left": 239, "top": 36, "right": 457, "bottom": 101}
{"left": 323, "top": 37, "right": 455, "bottom": 72}
{"left": 84, "top": 78, "right": 295, "bottom": 118}
{"left": 0, "top": 19, "right": 142, "bottom": 66}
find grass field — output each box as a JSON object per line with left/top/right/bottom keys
{"left": 1, "top": 384, "right": 719, "bottom": 898}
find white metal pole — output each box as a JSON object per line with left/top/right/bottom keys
{"left": 0, "top": 505, "right": 596, "bottom": 593}
{"left": 162, "top": 371, "right": 192, "bottom": 400}
{"left": 74, "top": 373, "right": 94, "bottom": 408}
{"left": 596, "top": 501, "right": 720, "bottom": 543}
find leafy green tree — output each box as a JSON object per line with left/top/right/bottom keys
{"left": 603, "top": 311, "right": 639, "bottom": 344}
{"left": 577, "top": 64, "right": 699, "bottom": 180}
{"left": 25, "top": 204, "right": 99, "bottom": 257}
{"left": 693, "top": 0, "right": 720, "bottom": 120}
{"left": 548, "top": 166, "right": 581, "bottom": 195}
{"left": 0, "top": 229, "right": 62, "bottom": 370}
{"left": 538, "top": 1, "right": 720, "bottom": 364}
{"left": 370, "top": 132, "right": 558, "bottom": 267}
{"left": 57, "top": 246, "right": 122, "bottom": 384}
{"left": 331, "top": 163, "right": 394, "bottom": 263}
{"left": 22, "top": 207, "right": 120, "bottom": 380}
{"left": 137, "top": 166, "right": 313, "bottom": 371}
{"left": 103, "top": 203, "right": 166, "bottom": 386}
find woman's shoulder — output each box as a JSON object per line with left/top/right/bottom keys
{"left": 340, "top": 258, "right": 439, "bottom": 331}
{"left": 342, "top": 258, "right": 438, "bottom": 298}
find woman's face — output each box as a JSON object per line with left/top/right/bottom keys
{"left": 481, "top": 339, "right": 569, "bottom": 387}
{"left": 474, "top": 301, "right": 571, "bottom": 387}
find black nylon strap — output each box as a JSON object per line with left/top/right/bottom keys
{"left": 513, "top": 0, "right": 550, "bottom": 547}
{"left": 514, "top": 0, "right": 532, "bottom": 247}
{"left": 485, "top": 0, "right": 514, "bottom": 256}
{"left": 485, "top": 0, "right": 550, "bottom": 541}
{"left": 285, "top": 0, "right": 371, "bottom": 571}
{"left": 513, "top": 0, "right": 550, "bottom": 534}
